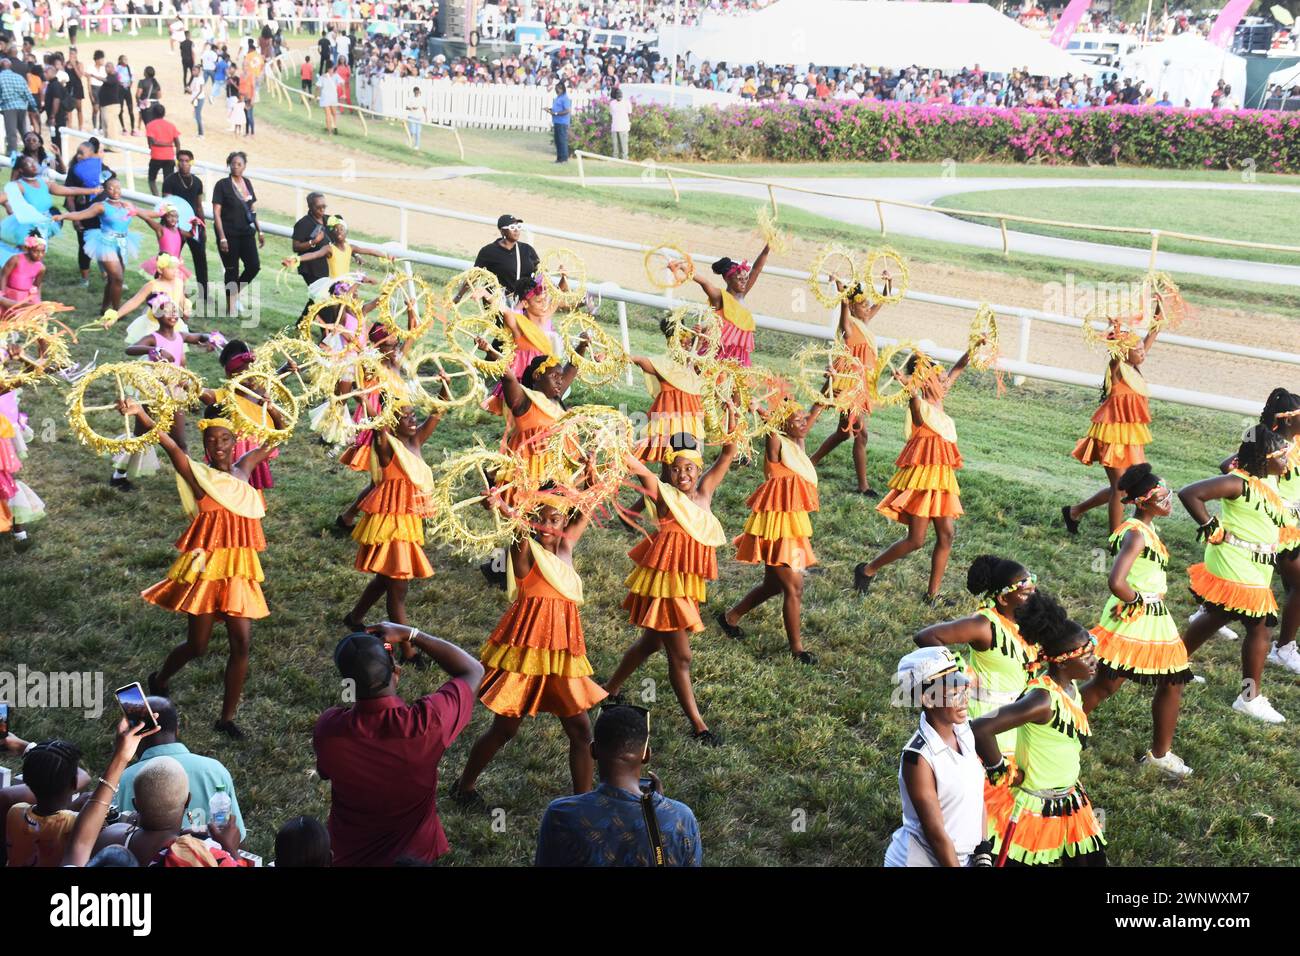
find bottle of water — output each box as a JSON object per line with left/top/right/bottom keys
{"left": 209, "top": 785, "right": 231, "bottom": 828}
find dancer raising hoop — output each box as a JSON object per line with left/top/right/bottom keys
{"left": 1080, "top": 464, "right": 1194, "bottom": 778}
{"left": 810, "top": 276, "right": 885, "bottom": 496}
{"left": 854, "top": 342, "right": 982, "bottom": 604}
{"left": 1064, "top": 319, "right": 1159, "bottom": 535}
{"left": 671, "top": 243, "right": 770, "bottom": 366}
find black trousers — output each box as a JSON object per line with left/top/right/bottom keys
{"left": 147, "top": 158, "right": 174, "bottom": 193}
{"left": 217, "top": 232, "right": 259, "bottom": 292}
{"left": 184, "top": 229, "right": 209, "bottom": 307}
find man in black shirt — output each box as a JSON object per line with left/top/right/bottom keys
{"left": 179, "top": 31, "right": 194, "bottom": 86}
{"left": 472, "top": 214, "right": 538, "bottom": 293}
{"left": 161, "top": 149, "right": 209, "bottom": 311}
{"left": 292, "top": 191, "right": 330, "bottom": 315}
{"left": 42, "top": 64, "right": 67, "bottom": 152}
{"left": 318, "top": 32, "right": 332, "bottom": 75}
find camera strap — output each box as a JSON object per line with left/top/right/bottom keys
{"left": 640, "top": 792, "right": 665, "bottom": 867}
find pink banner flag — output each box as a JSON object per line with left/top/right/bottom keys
{"left": 1207, "top": 0, "right": 1255, "bottom": 48}
{"left": 1049, "top": 0, "right": 1093, "bottom": 48}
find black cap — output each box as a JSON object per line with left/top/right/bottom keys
{"left": 333, "top": 632, "right": 394, "bottom": 697}
{"left": 497, "top": 214, "right": 522, "bottom": 229}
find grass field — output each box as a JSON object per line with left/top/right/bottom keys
{"left": 3, "top": 227, "right": 1299, "bottom": 867}
{"left": 935, "top": 187, "right": 1300, "bottom": 268}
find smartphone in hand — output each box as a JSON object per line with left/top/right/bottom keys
{"left": 114, "top": 682, "right": 161, "bottom": 733}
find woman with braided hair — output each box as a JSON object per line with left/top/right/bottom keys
{"left": 673, "top": 243, "right": 770, "bottom": 366}
{"left": 3, "top": 739, "right": 90, "bottom": 867}
{"left": 1081, "top": 464, "right": 1193, "bottom": 778}
{"left": 913, "top": 555, "right": 1039, "bottom": 840}
{"left": 810, "top": 276, "right": 885, "bottom": 495}
{"left": 1179, "top": 426, "right": 1293, "bottom": 724}
{"left": 122, "top": 401, "right": 281, "bottom": 740}
{"left": 971, "top": 591, "right": 1107, "bottom": 868}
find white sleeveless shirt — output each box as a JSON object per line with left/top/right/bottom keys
{"left": 884, "top": 713, "right": 985, "bottom": 867}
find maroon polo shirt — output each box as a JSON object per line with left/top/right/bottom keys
{"left": 313, "top": 679, "right": 475, "bottom": 866}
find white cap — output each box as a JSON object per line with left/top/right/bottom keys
{"left": 895, "top": 647, "right": 968, "bottom": 697}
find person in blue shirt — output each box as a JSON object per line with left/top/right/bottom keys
{"left": 544, "top": 80, "right": 571, "bottom": 163}
{"left": 535, "top": 705, "right": 702, "bottom": 867}
{"left": 111, "top": 696, "right": 246, "bottom": 840}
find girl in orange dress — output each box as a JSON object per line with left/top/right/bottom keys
{"left": 483, "top": 275, "right": 562, "bottom": 417}
{"left": 343, "top": 400, "right": 445, "bottom": 663}
{"left": 676, "top": 244, "right": 771, "bottom": 367}
{"left": 605, "top": 436, "right": 737, "bottom": 745}
{"left": 123, "top": 401, "right": 279, "bottom": 740}
{"left": 1064, "top": 323, "right": 1160, "bottom": 535}
{"left": 453, "top": 491, "right": 606, "bottom": 801}
{"left": 810, "top": 277, "right": 886, "bottom": 495}
{"left": 854, "top": 344, "right": 979, "bottom": 604}
{"left": 720, "top": 401, "right": 826, "bottom": 664}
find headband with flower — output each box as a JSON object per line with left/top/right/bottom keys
{"left": 22, "top": 234, "right": 45, "bottom": 250}
{"left": 724, "top": 259, "right": 750, "bottom": 280}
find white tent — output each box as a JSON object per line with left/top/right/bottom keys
{"left": 656, "top": 0, "right": 1086, "bottom": 76}
{"left": 1120, "top": 33, "right": 1246, "bottom": 107}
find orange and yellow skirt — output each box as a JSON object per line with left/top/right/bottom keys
{"left": 622, "top": 518, "right": 717, "bottom": 633}
{"left": 1072, "top": 382, "right": 1151, "bottom": 471}
{"left": 142, "top": 497, "right": 269, "bottom": 620}
{"left": 994, "top": 783, "right": 1107, "bottom": 867}
{"left": 1092, "top": 596, "right": 1193, "bottom": 685}
{"left": 478, "top": 575, "right": 607, "bottom": 718}
{"left": 352, "top": 472, "right": 434, "bottom": 580}
{"left": 640, "top": 388, "right": 705, "bottom": 464}
{"left": 877, "top": 424, "right": 963, "bottom": 523}
{"left": 734, "top": 473, "right": 818, "bottom": 569}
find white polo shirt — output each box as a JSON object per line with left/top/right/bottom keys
{"left": 884, "top": 712, "right": 984, "bottom": 867}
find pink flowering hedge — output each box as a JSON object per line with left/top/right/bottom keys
{"left": 572, "top": 99, "right": 1300, "bottom": 172}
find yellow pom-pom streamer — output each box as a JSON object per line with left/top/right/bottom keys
{"left": 1142, "top": 271, "right": 1187, "bottom": 331}
{"left": 756, "top": 205, "right": 788, "bottom": 255}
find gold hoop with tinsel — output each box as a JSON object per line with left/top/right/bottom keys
{"left": 144, "top": 361, "right": 205, "bottom": 409}
{"left": 967, "top": 305, "right": 1000, "bottom": 371}
{"left": 374, "top": 272, "right": 440, "bottom": 341}
{"left": 793, "top": 341, "right": 870, "bottom": 414}
{"left": 250, "top": 335, "right": 329, "bottom": 403}
{"left": 556, "top": 309, "right": 627, "bottom": 388}
{"left": 664, "top": 304, "right": 722, "bottom": 367}
{"left": 808, "top": 245, "right": 858, "bottom": 309}
{"left": 222, "top": 371, "right": 300, "bottom": 446}
{"left": 699, "top": 359, "right": 750, "bottom": 446}
{"left": 741, "top": 365, "right": 799, "bottom": 439}
{"left": 1141, "top": 271, "right": 1187, "bottom": 331}
{"left": 871, "top": 342, "right": 936, "bottom": 408}
{"left": 400, "top": 349, "right": 484, "bottom": 412}
{"left": 444, "top": 313, "right": 516, "bottom": 378}
{"left": 442, "top": 267, "right": 503, "bottom": 325}
{"left": 538, "top": 248, "right": 587, "bottom": 310}
{"left": 643, "top": 243, "right": 695, "bottom": 290}
{"left": 315, "top": 352, "right": 402, "bottom": 441}
{"left": 65, "top": 361, "right": 176, "bottom": 456}
{"left": 428, "top": 445, "right": 533, "bottom": 555}
{"left": 861, "top": 247, "right": 908, "bottom": 305}
{"left": 0, "top": 315, "right": 73, "bottom": 390}
{"left": 1082, "top": 308, "right": 1141, "bottom": 361}
{"left": 299, "top": 293, "right": 365, "bottom": 359}
{"left": 755, "top": 205, "right": 788, "bottom": 255}
{"left": 541, "top": 404, "right": 636, "bottom": 509}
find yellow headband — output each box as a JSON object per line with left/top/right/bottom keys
{"left": 665, "top": 448, "right": 703, "bottom": 466}
{"left": 532, "top": 492, "right": 571, "bottom": 512}
{"left": 535, "top": 355, "right": 561, "bottom": 375}
{"left": 198, "top": 417, "right": 235, "bottom": 431}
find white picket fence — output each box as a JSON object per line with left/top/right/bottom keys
{"left": 360, "top": 75, "right": 597, "bottom": 131}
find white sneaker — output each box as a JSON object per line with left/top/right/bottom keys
{"left": 1140, "top": 749, "right": 1193, "bottom": 779}
{"left": 1189, "top": 607, "right": 1238, "bottom": 640}
{"left": 1190, "top": 674, "right": 1206, "bottom": 684}
{"left": 1267, "top": 642, "right": 1300, "bottom": 674}
{"left": 1233, "top": 693, "right": 1286, "bottom": 724}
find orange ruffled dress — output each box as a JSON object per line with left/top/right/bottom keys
{"left": 478, "top": 539, "right": 607, "bottom": 718}
{"left": 877, "top": 397, "right": 963, "bottom": 523}
{"left": 484, "top": 310, "right": 556, "bottom": 417}
{"left": 142, "top": 461, "right": 269, "bottom": 620}
{"left": 842, "top": 314, "right": 877, "bottom": 414}
{"left": 734, "top": 435, "right": 819, "bottom": 569}
{"left": 1071, "top": 361, "right": 1151, "bottom": 470}
{"left": 504, "top": 386, "right": 566, "bottom": 485}
{"left": 639, "top": 358, "right": 705, "bottom": 464}
{"left": 352, "top": 434, "right": 435, "bottom": 580}
{"left": 623, "top": 479, "right": 726, "bottom": 633}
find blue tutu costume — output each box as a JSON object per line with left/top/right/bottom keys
{"left": 0, "top": 178, "right": 62, "bottom": 251}
{"left": 82, "top": 201, "right": 142, "bottom": 265}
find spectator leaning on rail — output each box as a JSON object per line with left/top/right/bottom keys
{"left": 313, "top": 623, "right": 482, "bottom": 866}
{"left": 535, "top": 704, "right": 703, "bottom": 867}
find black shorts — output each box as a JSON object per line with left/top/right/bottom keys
{"left": 148, "top": 158, "right": 175, "bottom": 182}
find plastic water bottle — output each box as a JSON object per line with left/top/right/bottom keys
{"left": 209, "top": 785, "right": 231, "bottom": 828}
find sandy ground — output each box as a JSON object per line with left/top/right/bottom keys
{"left": 51, "top": 34, "right": 1299, "bottom": 403}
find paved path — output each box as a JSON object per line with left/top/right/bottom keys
{"left": 576, "top": 175, "right": 1300, "bottom": 287}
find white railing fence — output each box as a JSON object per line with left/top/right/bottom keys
{"left": 55, "top": 127, "right": 1283, "bottom": 418}
{"left": 361, "top": 75, "right": 597, "bottom": 131}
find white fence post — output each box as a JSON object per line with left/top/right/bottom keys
{"left": 1015, "top": 314, "right": 1031, "bottom": 387}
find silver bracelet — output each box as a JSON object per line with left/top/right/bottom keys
{"left": 408, "top": 625, "right": 418, "bottom": 643}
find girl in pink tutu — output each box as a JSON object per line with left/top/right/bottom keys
{"left": 0, "top": 233, "right": 47, "bottom": 307}
{"left": 139, "top": 202, "right": 194, "bottom": 282}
